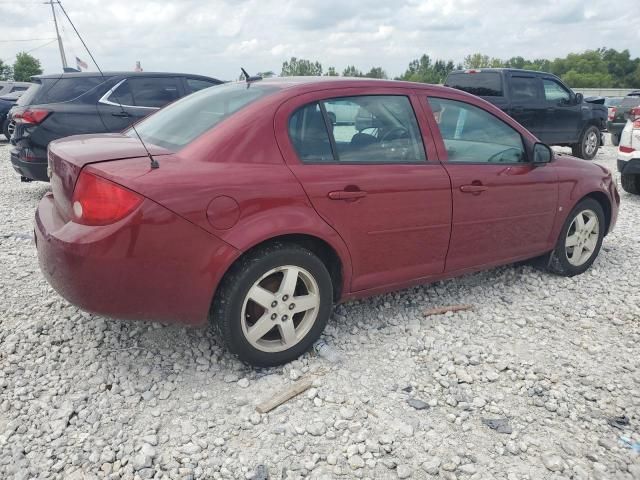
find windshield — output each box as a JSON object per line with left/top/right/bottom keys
{"left": 129, "top": 82, "right": 279, "bottom": 151}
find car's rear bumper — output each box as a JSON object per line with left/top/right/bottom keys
{"left": 35, "top": 193, "right": 240, "bottom": 326}
{"left": 10, "top": 148, "right": 48, "bottom": 181}
{"left": 618, "top": 156, "right": 640, "bottom": 175}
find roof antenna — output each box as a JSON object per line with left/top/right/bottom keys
{"left": 54, "top": 1, "right": 159, "bottom": 169}
{"left": 241, "top": 67, "right": 263, "bottom": 83}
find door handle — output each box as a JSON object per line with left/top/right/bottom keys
{"left": 546, "top": 107, "right": 556, "bottom": 112}
{"left": 328, "top": 190, "right": 367, "bottom": 200}
{"left": 460, "top": 184, "right": 488, "bottom": 194}
{"left": 111, "top": 111, "right": 131, "bottom": 118}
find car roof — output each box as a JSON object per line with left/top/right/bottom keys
{"left": 246, "top": 76, "right": 447, "bottom": 92}
{"left": 448, "top": 68, "right": 557, "bottom": 77}
{"left": 32, "top": 71, "right": 221, "bottom": 81}
{"left": 0, "top": 81, "right": 32, "bottom": 86}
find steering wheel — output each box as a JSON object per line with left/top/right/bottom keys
{"left": 380, "top": 127, "right": 409, "bottom": 144}
{"left": 486, "top": 147, "right": 523, "bottom": 163}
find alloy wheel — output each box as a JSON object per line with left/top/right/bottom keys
{"left": 241, "top": 265, "right": 320, "bottom": 353}
{"left": 584, "top": 131, "right": 598, "bottom": 157}
{"left": 565, "top": 209, "right": 599, "bottom": 266}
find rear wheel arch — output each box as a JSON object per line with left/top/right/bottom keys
{"left": 211, "top": 233, "right": 346, "bottom": 314}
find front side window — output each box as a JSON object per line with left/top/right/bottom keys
{"left": 543, "top": 79, "right": 571, "bottom": 104}
{"left": 187, "top": 78, "right": 218, "bottom": 93}
{"left": 428, "top": 98, "right": 526, "bottom": 163}
{"left": 289, "top": 95, "right": 426, "bottom": 164}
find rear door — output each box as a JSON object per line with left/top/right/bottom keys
{"left": 98, "top": 76, "right": 183, "bottom": 131}
{"left": 275, "top": 88, "right": 452, "bottom": 292}
{"left": 506, "top": 74, "right": 544, "bottom": 140}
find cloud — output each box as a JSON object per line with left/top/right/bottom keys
{"left": 0, "top": 0, "right": 638, "bottom": 81}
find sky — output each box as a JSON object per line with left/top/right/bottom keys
{"left": 1, "top": 0, "right": 640, "bottom": 81}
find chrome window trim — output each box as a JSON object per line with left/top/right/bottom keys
{"left": 97, "top": 79, "right": 160, "bottom": 110}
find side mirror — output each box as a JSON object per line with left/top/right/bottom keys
{"left": 532, "top": 142, "right": 553, "bottom": 165}
{"left": 575, "top": 92, "right": 584, "bottom": 104}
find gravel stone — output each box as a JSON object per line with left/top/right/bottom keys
{"left": 0, "top": 140, "right": 638, "bottom": 479}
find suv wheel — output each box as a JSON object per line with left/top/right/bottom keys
{"left": 610, "top": 133, "right": 620, "bottom": 147}
{"left": 212, "top": 243, "right": 333, "bottom": 367}
{"left": 572, "top": 125, "right": 600, "bottom": 160}
{"left": 621, "top": 174, "right": 640, "bottom": 195}
{"left": 2, "top": 118, "right": 10, "bottom": 141}
{"left": 547, "top": 198, "right": 605, "bottom": 277}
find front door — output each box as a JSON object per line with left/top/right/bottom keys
{"left": 276, "top": 91, "right": 452, "bottom": 292}
{"left": 424, "top": 96, "right": 558, "bottom": 272}
{"left": 540, "top": 77, "right": 582, "bottom": 144}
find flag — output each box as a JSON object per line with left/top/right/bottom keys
{"left": 134, "top": 61, "right": 143, "bottom": 72}
{"left": 75, "top": 56, "right": 88, "bottom": 71}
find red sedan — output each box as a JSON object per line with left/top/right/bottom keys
{"left": 36, "top": 78, "right": 620, "bottom": 366}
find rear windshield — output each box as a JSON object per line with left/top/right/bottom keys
{"left": 130, "top": 82, "right": 279, "bottom": 151}
{"left": 16, "top": 77, "right": 107, "bottom": 106}
{"left": 445, "top": 72, "right": 503, "bottom": 97}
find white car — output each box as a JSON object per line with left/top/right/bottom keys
{"left": 617, "top": 106, "right": 640, "bottom": 194}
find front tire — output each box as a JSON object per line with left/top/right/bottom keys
{"left": 212, "top": 243, "right": 333, "bottom": 367}
{"left": 2, "top": 118, "right": 9, "bottom": 141}
{"left": 572, "top": 125, "right": 600, "bottom": 160}
{"left": 621, "top": 174, "right": 640, "bottom": 195}
{"left": 547, "top": 198, "right": 605, "bottom": 277}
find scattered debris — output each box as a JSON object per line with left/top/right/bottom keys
{"left": 607, "top": 415, "right": 630, "bottom": 430}
{"left": 255, "top": 378, "right": 313, "bottom": 414}
{"left": 406, "top": 398, "right": 429, "bottom": 410}
{"left": 482, "top": 418, "right": 512, "bottom": 434}
{"left": 401, "top": 385, "right": 413, "bottom": 393}
{"left": 619, "top": 437, "right": 640, "bottom": 453}
{"left": 423, "top": 304, "right": 474, "bottom": 317}
{"left": 251, "top": 464, "right": 269, "bottom": 480}
{"left": 313, "top": 339, "right": 342, "bottom": 362}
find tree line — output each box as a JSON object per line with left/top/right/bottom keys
{"left": 0, "top": 52, "right": 43, "bottom": 82}
{"left": 279, "top": 48, "right": 640, "bottom": 88}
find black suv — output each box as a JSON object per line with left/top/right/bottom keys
{"left": 9, "top": 71, "right": 222, "bottom": 181}
{"left": 444, "top": 69, "right": 608, "bottom": 160}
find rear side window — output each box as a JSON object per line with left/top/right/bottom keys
{"left": 428, "top": 97, "right": 525, "bottom": 163}
{"left": 288, "top": 103, "right": 334, "bottom": 163}
{"left": 186, "top": 78, "right": 219, "bottom": 93}
{"left": 510, "top": 76, "right": 540, "bottom": 102}
{"left": 445, "top": 72, "right": 503, "bottom": 97}
{"left": 131, "top": 82, "right": 278, "bottom": 151}
{"left": 108, "top": 77, "right": 181, "bottom": 108}
{"left": 20, "top": 77, "right": 104, "bottom": 105}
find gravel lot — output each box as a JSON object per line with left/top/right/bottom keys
{"left": 0, "top": 138, "right": 638, "bottom": 480}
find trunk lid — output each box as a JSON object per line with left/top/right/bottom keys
{"left": 48, "top": 133, "right": 172, "bottom": 220}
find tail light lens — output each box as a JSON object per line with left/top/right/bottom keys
{"left": 13, "top": 108, "right": 51, "bottom": 125}
{"left": 608, "top": 107, "right": 616, "bottom": 121}
{"left": 72, "top": 171, "right": 143, "bottom": 226}
{"left": 620, "top": 146, "right": 636, "bottom": 153}
{"left": 630, "top": 107, "right": 640, "bottom": 128}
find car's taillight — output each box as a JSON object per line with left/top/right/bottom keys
{"left": 608, "top": 107, "right": 616, "bottom": 121}
{"left": 630, "top": 107, "right": 640, "bottom": 127}
{"left": 71, "top": 171, "right": 143, "bottom": 226}
{"left": 620, "top": 146, "right": 636, "bottom": 153}
{"left": 13, "top": 108, "right": 51, "bottom": 125}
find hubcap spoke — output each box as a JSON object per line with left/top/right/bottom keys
{"left": 248, "top": 285, "right": 276, "bottom": 309}
{"left": 574, "top": 213, "right": 585, "bottom": 231}
{"left": 247, "top": 313, "right": 274, "bottom": 343}
{"left": 279, "top": 267, "right": 299, "bottom": 296}
{"left": 278, "top": 320, "right": 297, "bottom": 347}
{"left": 584, "top": 235, "right": 597, "bottom": 252}
{"left": 566, "top": 233, "right": 579, "bottom": 247}
{"left": 584, "top": 216, "right": 597, "bottom": 234}
{"left": 291, "top": 294, "right": 318, "bottom": 314}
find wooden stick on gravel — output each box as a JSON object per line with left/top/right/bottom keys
{"left": 256, "top": 378, "right": 313, "bottom": 414}
{"left": 423, "top": 304, "right": 474, "bottom": 317}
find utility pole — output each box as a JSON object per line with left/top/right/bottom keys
{"left": 45, "top": 0, "right": 67, "bottom": 70}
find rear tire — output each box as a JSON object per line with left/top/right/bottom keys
{"left": 547, "top": 198, "right": 605, "bottom": 277}
{"left": 2, "top": 118, "right": 9, "bottom": 141}
{"left": 621, "top": 174, "right": 640, "bottom": 195}
{"left": 212, "top": 243, "right": 333, "bottom": 367}
{"left": 610, "top": 133, "right": 620, "bottom": 147}
{"left": 571, "top": 125, "right": 600, "bottom": 160}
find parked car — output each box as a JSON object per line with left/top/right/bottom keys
{"left": 0, "top": 90, "right": 25, "bottom": 140}
{"left": 617, "top": 106, "right": 640, "bottom": 194}
{"left": 0, "top": 81, "right": 31, "bottom": 97}
{"left": 444, "top": 69, "right": 608, "bottom": 160}
{"left": 9, "top": 71, "right": 222, "bottom": 182}
{"left": 607, "top": 91, "right": 640, "bottom": 146}
{"left": 36, "top": 78, "right": 619, "bottom": 366}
